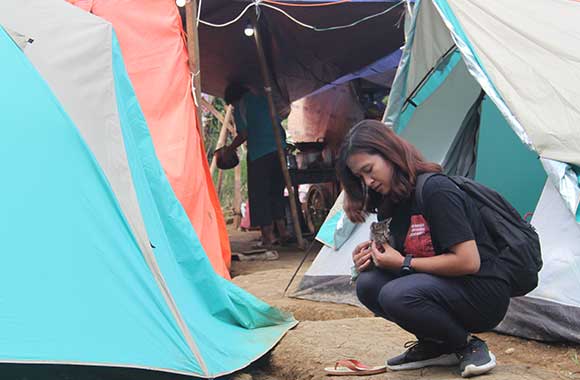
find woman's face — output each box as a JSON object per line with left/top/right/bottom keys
{"left": 347, "top": 152, "right": 394, "bottom": 195}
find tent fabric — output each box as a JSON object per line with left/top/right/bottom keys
{"left": 76, "top": 0, "right": 232, "bottom": 278}
{"left": 193, "top": 0, "right": 407, "bottom": 107}
{"left": 0, "top": 2, "right": 297, "bottom": 376}
{"left": 306, "top": 48, "right": 403, "bottom": 98}
{"left": 0, "top": 25, "right": 200, "bottom": 374}
{"left": 497, "top": 180, "right": 580, "bottom": 342}
{"left": 443, "top": 0, "right": 580, "bottom": 167}
{"left": 297, "top": 0, "right": 580, "bottom": 343}
{"left": 4, "top": 27, "right": 30, "bottom": 49}
{"left": 294, "top": 215, "right": 377, "bottom": 306}
{"left": 0, "top": 0, "right": 154, "bottom": 267}
{"left": 110, "top": 32, "right": 297, "bottom": 376}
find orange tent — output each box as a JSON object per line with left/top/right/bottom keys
{"left": 70, "top": 0, "right": 231, "bottom": 278}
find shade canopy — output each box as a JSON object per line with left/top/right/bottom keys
{"left": 187, "top": 0, "right": 406, "bottom": 107}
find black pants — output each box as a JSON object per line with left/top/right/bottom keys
{"left": 356, "top": 268, "right": 510, "bottom": 350}
{"left": 247, "top": 151, "right": 286, "bottom": 227}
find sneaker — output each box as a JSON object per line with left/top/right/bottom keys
{"left": 457, "top": 336, "right": 496, "bottom": 378}
{"left": 386, "top": 340, "right": 460, "bottom": 371}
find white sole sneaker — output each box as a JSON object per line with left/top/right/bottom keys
{"left": 461, "top": 352, "right": 496, "bottom": 378}
{"left": 387, "top": 353, "right": 460, "bottom": 371}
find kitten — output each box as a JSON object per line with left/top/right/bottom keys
{"left": 370, "top": 218, "right": 393, "bottom": 252}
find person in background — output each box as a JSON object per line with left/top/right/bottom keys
{"left": 224, "top": 82, "right": 291, "bottom": 248}
{"left": 336, "top": 119, "right": 512, "bottom": 378}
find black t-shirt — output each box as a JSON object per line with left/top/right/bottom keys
{"left": 380, "top": 175, "right": 508, "bottom": 282}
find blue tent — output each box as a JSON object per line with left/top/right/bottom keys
{"left": 0, "top": 12, "right": 296, "bottom": 378}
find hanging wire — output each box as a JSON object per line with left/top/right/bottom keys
{"left": 198, "top": 0, "right": 405, "bottom": 32}
{"left": 196, "top": 0, "right": 203, "bottom": 27}
{"left": 262, "top": 0, "right": 351, "bottom": 7}
{"left": 198, "top": 2, "right": 256, "bottom": 28}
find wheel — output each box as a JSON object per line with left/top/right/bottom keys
{"left": 304, "top": 185, "right": 330, "bottom": 234}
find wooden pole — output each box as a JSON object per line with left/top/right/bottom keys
{"left": 233, "top": 163, "right": 242, "bottom": 229}
{"left": 201, "top": 97, "right": 236, "bottom": 135}
{"left": 216, "top": 169, "right": 224, "bottom": 197}
{"left": 185, "top": 0, "right": 204, "bottom": 137}
{"left": 252, "top": 20, "right": 305, "bottom": 249}
{"left": 209, "top": 105, "right": 233, "bottom": 176}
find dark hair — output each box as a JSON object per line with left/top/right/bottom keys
{"left": 224, "top": 82, "right": 249, "bottom": 105}
{"left": 336, "top": 119, "right": 442, "bottom": 215}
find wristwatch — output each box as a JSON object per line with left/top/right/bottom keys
{"left": 400, "top": 254, "right": 414, "bottom": 276}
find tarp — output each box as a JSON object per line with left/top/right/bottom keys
{"left": 189, "top": 0, "right": 407, "bottom": 108}
{"left": 70, "top": 0, "right": 232, "bottom": 278}
{"left": 0, "top": 2, "right": 296, "bottom": 376}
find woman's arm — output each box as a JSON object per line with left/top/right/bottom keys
{"left": 406, "top": 240, "right": 480, "bottom": 276}
{"left": 370, "top": 240, "right": 480, "bottom": 277}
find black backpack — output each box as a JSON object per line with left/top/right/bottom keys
{"left": 415, "top": 173, "right": 542, "bottom": 297}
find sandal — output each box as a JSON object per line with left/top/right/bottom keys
{"left": 324, "top": 359, "right": 386, "bottom": 376}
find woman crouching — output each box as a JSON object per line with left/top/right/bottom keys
{"left": 337, "top": 120, "right": 511, "bottom": 378}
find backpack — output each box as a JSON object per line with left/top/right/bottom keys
{"left": 415, "top": 173, "right": 542, "bottom": 297}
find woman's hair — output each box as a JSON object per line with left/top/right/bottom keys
{"left": 336, "top": 119, "right": 442, "bottom": 214}
{"left": 224, "top": 82, "right": 249, "bottom": 105}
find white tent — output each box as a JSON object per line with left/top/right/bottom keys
{"left": 295, "top": 0, "right": 580, "bottom": 343}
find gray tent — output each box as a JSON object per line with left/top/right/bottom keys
{"left": 296, "top": 0, "right": 580, "bottom": 344}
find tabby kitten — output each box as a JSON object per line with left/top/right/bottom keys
{"left": 370, "top": 218, "right": 393, "bottom": 252}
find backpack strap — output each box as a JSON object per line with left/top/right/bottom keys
{"left": 415, "top": 173, "right": 440, "bottom": 213}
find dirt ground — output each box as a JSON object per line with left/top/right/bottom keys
{"left": 228, "top": 229, "right": 580, "bottom": 380}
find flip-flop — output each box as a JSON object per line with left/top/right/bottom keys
{"left": 324, "top": 359, "right": 387, "bottom": 376}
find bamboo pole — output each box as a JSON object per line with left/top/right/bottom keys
{"left": 209, "top": 105, "right": 233, "bottom": 176}
{"left": 252, "top": 20, "right": 305, "bottom": 249}
{"left": 185, "top": 0, "right": 204, "bottom": 137}
{"left": 201, "top": 97, "right": 236, "bottom": 135}
{"left": 216, "top": 169, "right": 224, "bottom": 197}
{"left": 233, "top": 163, "right": 242, "bottom": 229}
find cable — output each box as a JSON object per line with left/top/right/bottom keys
{"left": 196, "top": 0, "right": 203, "bottom": 27}
{"left": 260, "top": 3, "right": 316, "bottom": 30}
{"left": 262, "top": 0, "right": 351, "bottom": 7}
{"left": 311, "top": 0, "right": 405, "bottom": 31}
{"left": 198, "top": 2, "right": 256, "bottom": 28}
{"left": 198, "top": 0, "right": 405, "bottom": 32}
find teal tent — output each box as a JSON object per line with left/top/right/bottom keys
{"left": 0, "top": 14, "right": 295, "bottom": 379}
{"left": 296, "top": 0, "right": 580, "bottom": 343}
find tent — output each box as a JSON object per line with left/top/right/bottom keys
{"left": 0, "top": 2, "right": 295, "bottom": 377}
{"left": 67, "top": 0, "right": 232, "bottom": 278}
{"left": 190, "top": 0, "right": 407, "bottom": 108}
{"left": 295, "top": 0, "right": 580, "bottom": 343}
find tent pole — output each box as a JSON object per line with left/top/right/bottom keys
{"left": 252, "top": 21, "right": 305, "bottom": 249}
{"left": 234, "top": 163, "right": 242, "bottom": 229}
{"left": 185, "top": 0, "right": 204, "bottom": 138}
{"left": 209, "top": 105, "right": 233, "bottom": 176}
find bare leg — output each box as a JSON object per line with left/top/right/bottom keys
{"left": 260, "top": 224, "right": 276, "bottom": 246}
{"left": 274, "top": 219, "right": 290, "bottom": 242}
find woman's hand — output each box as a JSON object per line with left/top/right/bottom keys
{"left": 344, "top": 193, "right": 367, "bottom": 223}
{"left": 352, "top": 240, "right": 373, "bottom": 272}
{"left": 370, "top": 241, "right": 404, "bottom": 270}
